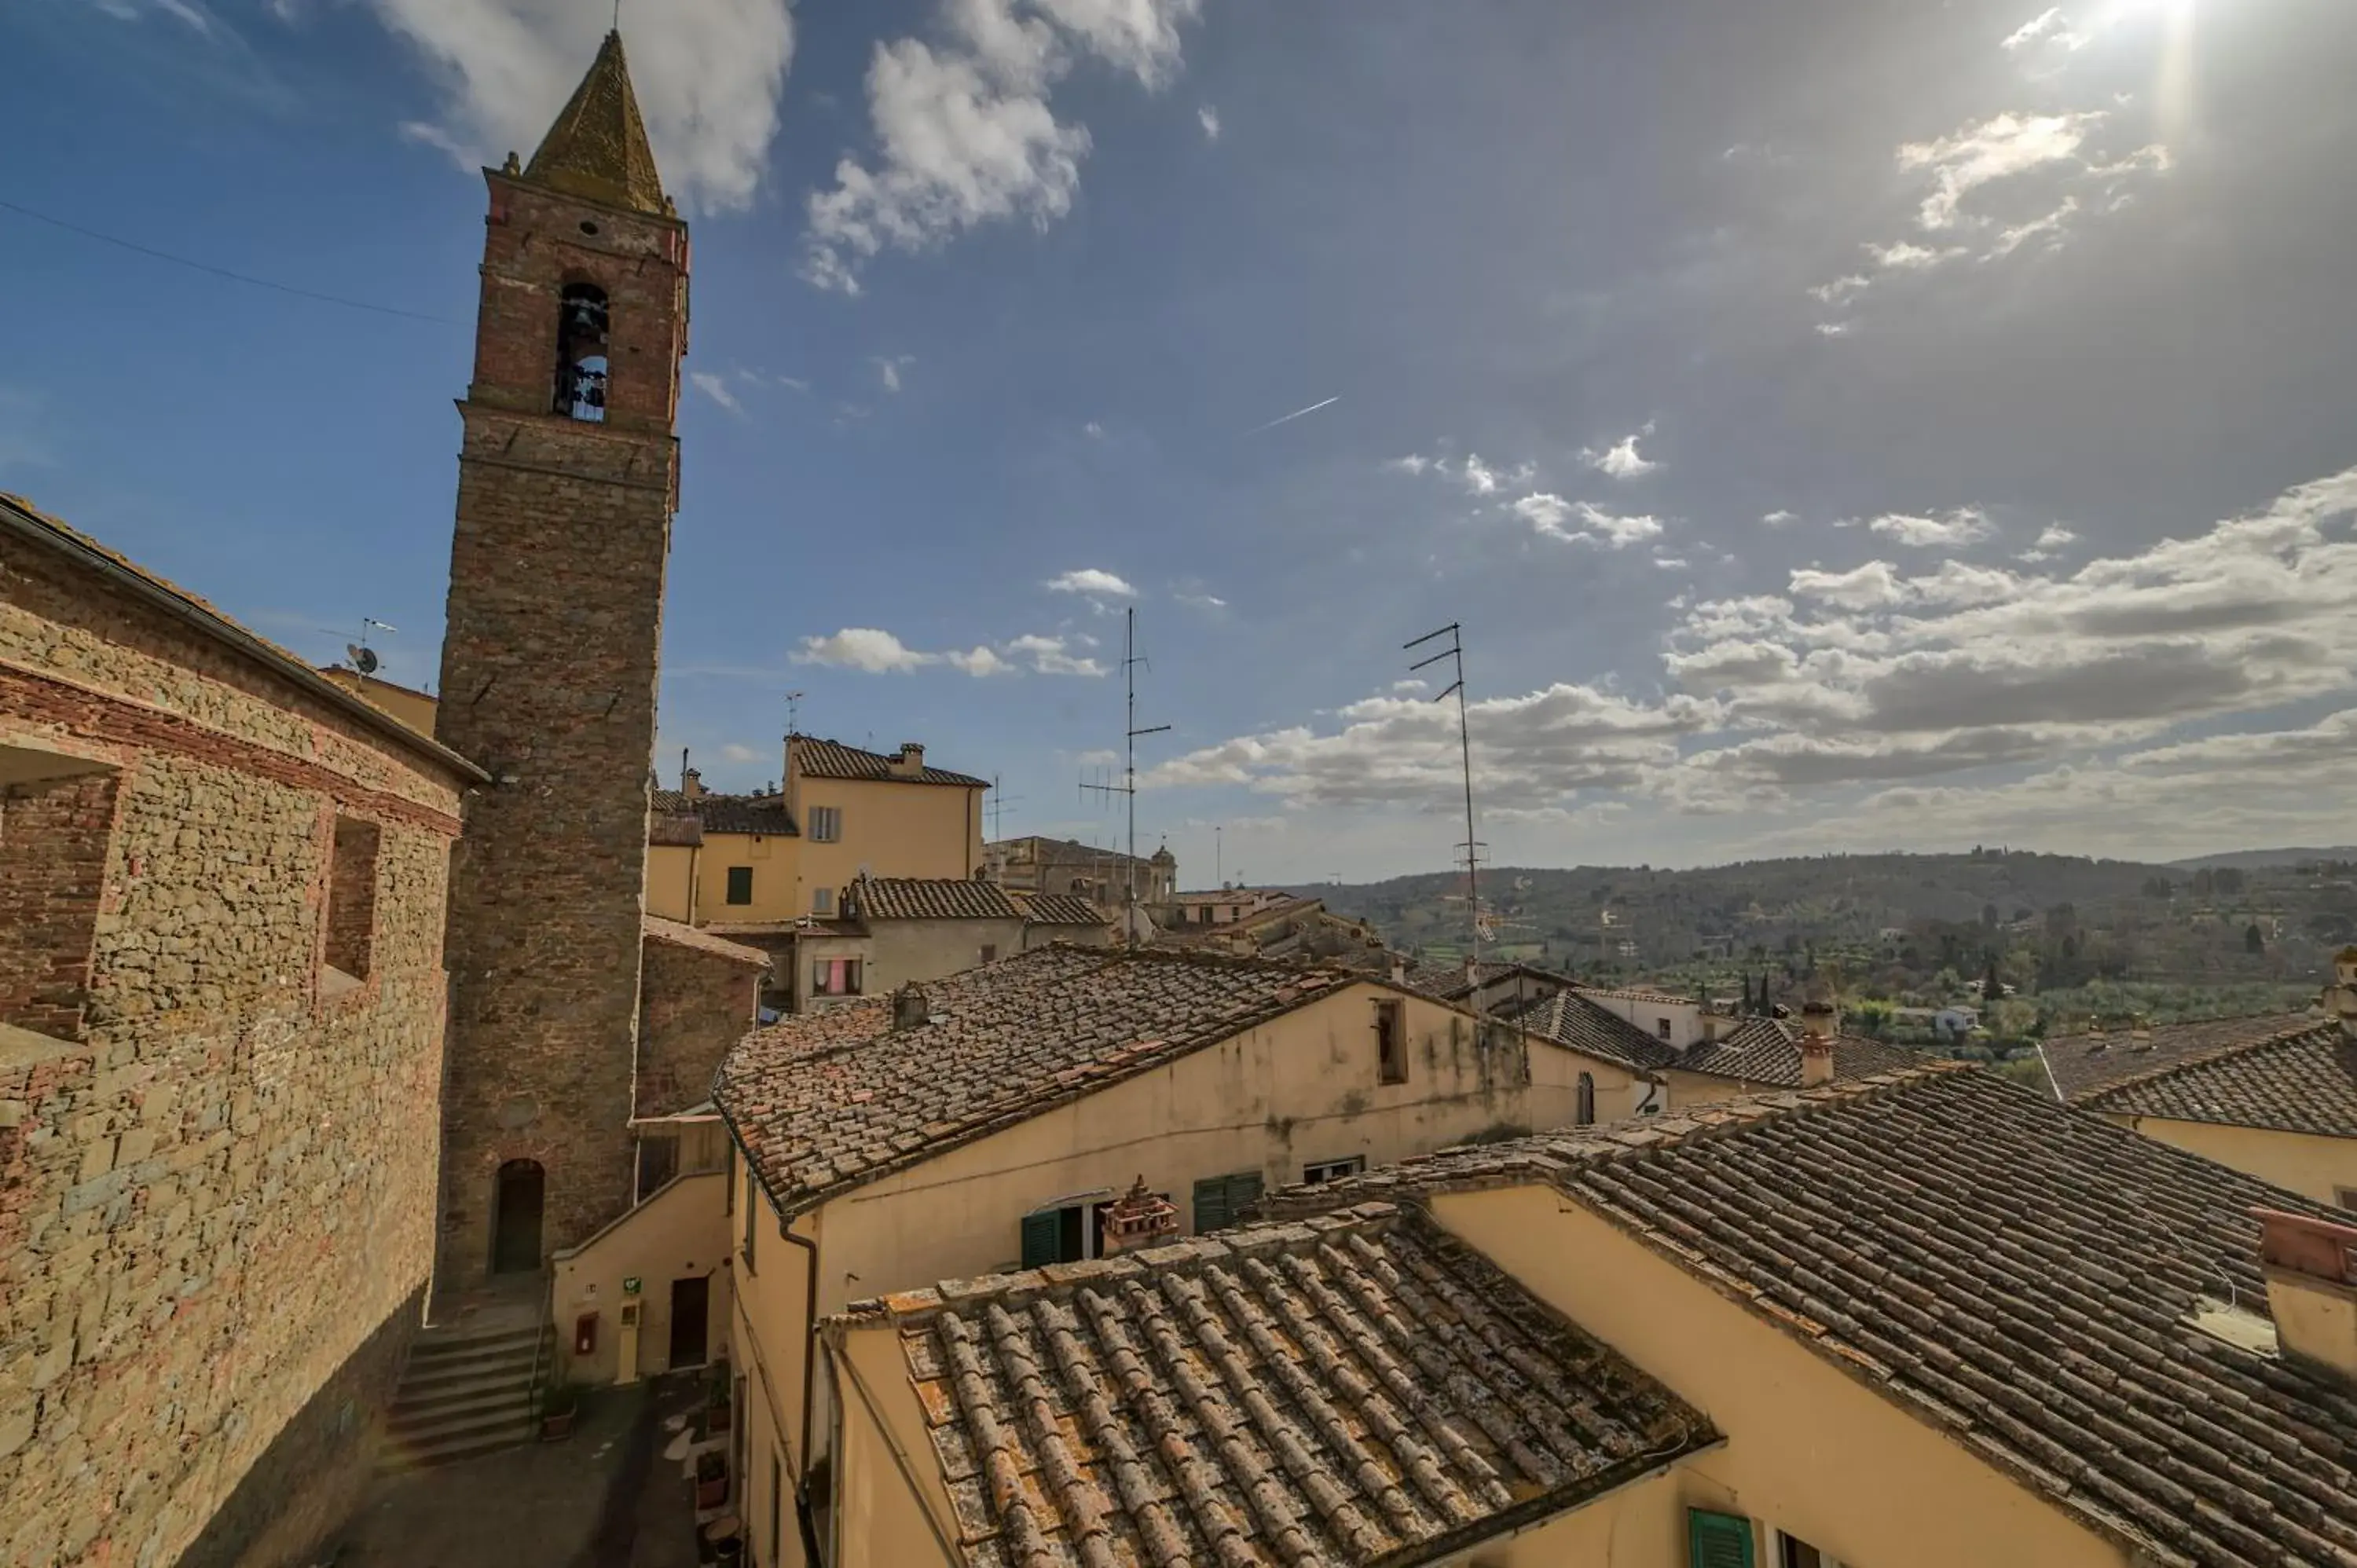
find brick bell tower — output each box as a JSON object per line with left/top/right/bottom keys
{"left": 433, "top": 31, "right": 687, "bottom": 1291}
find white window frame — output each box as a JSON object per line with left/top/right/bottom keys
{"left": 812, "top": 885, "right": 835, "bottom": 916}
{"left": 1303, "top": 1156, "right": 1366, "bottom": 1185}
{"left": 809, "top": 805, "right": 841, "bottom": 843}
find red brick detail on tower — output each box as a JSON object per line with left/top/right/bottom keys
{"left": 432, "top": 38, "right": 688, "bottom": 1290}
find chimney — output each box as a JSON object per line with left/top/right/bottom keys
{"left": 891, "top": 981, "right": 930, "bottom": 1031}
{"left": 2322, "top": 947, "right": 2357, "bottom": 1039}
{"left": 2253, "top": 1207, "right": 2357, "bottom": 1383}
{"left": 1099, "top": 1176, "right": 1179, "bottom": 1255}
{"left": 1387, "top": 954, "right": 1407, "bottom": 987}
{"left": 682, "top": 767, "right": 705, "bottom": 801}
{"left": 1798, "top": 976, "right": 1838, "bottom": 1087}
{"left": 892, "top": 742, "right": 926, "bottom": 778}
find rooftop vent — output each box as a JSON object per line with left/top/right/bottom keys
{"left": 2254, "top": 1207, "right": 2357, "bottom": 1384}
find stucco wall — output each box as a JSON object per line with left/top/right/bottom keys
{"left": 551, "top": 1168, "right": 732, "bottom": 1385}
{"left": 730, "top": 1174, "right": 819, "bottom": 1568}
{"left": 697, "top": 830, "right": 803, "bottom": 925}
{"left": 0, "top": 540, "right": 464, "bottom": 1568}
{"left": 862, "top": 916, "right": 1021, "bottom": 995}
{"left": 1429, "top": 1184, "right": 2132, "bottom": 1568}
{"left": 2108, "top": 1114, "right": 2357, "bottom": 1208}
{"left": 645, "top": 842, "right": 695, "bottom": 923}
{"left": 789, "top": 776, "right": 981, "bottom": 906}
{"left": 827, "top": 1318, "right": 959, "bottom": 1568}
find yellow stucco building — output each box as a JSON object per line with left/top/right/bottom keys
{"left": 705, "top": 945, "right": 1662, "bottom": 1568}
{"left": 817, "top": 1064, "right": 2357, "bottom": 1568}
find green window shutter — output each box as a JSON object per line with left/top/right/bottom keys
{"left": 1021, "top": 1211, "right": 1061, "bottom": 1269}
{"left": 1192, "top": 1176, "right": 1231, "bottom": 1233}
{"left": 1226, "top": 1171, "right": 1264, "bottom": 1222}
{"left": 1688, "top": 1510, "right": 1755, "bottom": 1568}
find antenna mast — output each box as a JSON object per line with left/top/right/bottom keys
{"left": 986, "top": 774, "right": 1024, "bottom": 840}
{"left": 1078, "top": 606, "right": 1171, "bottom": 943}
{"left": 1405, "top": 622, "right": 1483, "bottom": 973}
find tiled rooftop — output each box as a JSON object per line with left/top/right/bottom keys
{"left": 1670, "top": 1016, "right": 1926, "bottom": 1088}
{"left": 878, "top": 1203, "right": 1715, "bottom": 1568}
{"left": 715, "top": 947, "right": 1366, "bottom": 1218}
{"left": 674, "top": 790, "right": 800, "bottom": 837}
{"left": 1266, "top": 1066, "right": 2357, "bottom": 1567}
{"left": 2081, "top": 1018, "right": 2357, "bottom": 1139}
{"left": 640, "top": 914, "right": 769, "bottom": 968}
{"left": 849, "top": 877, "right": 1023, "bottom": 921}
{"left": 2044, "top": 1012, "right": 2321, "bottom": 1103}
{"left": 794, "top": 735, "right": 989, "bottom": 788}
{"left": 991, "top": 835, "right": 1161, "bottom": 870}
{"left": 1013, "top": 892, "right": 1110, "bottom": 926}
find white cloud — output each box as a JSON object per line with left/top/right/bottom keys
{"left": 801, "top": 0, "right": 1203, "bottom": 292}
{"left": 719, "top": 742, "right": 763, "bottom": 765}
{"left": 1083, "top": 419, "right": 1105, "bottom": 438}
{"left": 1809, "top": 275, "right": 1871, "bottom": 306}
{"left": 1384, "top": 454, "right": 1433, "bottom": 476}
{"left": 688, "top": 370, "right": 744, "bottom": 415}
{"left": 1197, "top": 104, "right": 1219, "bottom": 141}
{"left": 1391, "top": 450, "right": 1534, "bottom": 496}
{"left": 367, "top": 0, "right": 796, "bottom": 214}
{"left": 1176, "top": 592, "right": 1228, "bottom": 611}
{"left": 792, "top": 625, "right": 1102, "bottom": 677}
{"left": 872, "top": 354, "right": 915, "bottom": 392}
{"left": 1391, "top": 679, "right": 1428, "bottom": 694}
{"left": 1761, "top": 509, "right": 1799, "bottom": 528}
{"left": 1815, "top": 320, "right": 1854, "bottom": 337}
{"left": 1582, "top": 423, "right": 1659, "bottom": 480}
{"left": 100, "top": 0, "right": 217, "bottom": 31}
{"left": 2018, "top": 522, "right": 2080, "bottom": 562}
{"left": 1512, "top": 495, "right": 1663, "bottom": 548}
{"left": 2000, "top": 7, "right": 2091, "bottom": 53}
{"left": 1988, "top": 194, "right": 2080, "bottom": 257}
{"left": 1006, "top": 632, "right": 1105, "bottom": 676}
{"left": 1044, "top": 567, "right": 1137, "bottom": 597}
{"left": 1865, "top": 508, "right": 1993, "bottom": 548}
{"left": 1865, "top": 239, "right": 1966, "bottom": 270}
{"left": 794, "top": 627, "right": 938, "bottom": 673}
{"left": 1898, "top": 110, "right": 2106, "bottom": 230}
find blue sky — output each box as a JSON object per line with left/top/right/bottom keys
{"left": 9, "top": 0, "right": 2357, "bottom": 882}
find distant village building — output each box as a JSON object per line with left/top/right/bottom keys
{"left": 0, "top": 493, "right": 484, "bottom": 1565}
{"left": 986, "top": 833, "right": 1176, "bottom": 907}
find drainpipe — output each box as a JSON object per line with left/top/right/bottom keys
{"left": 776, "top": 1217, "right": 825, "bottom": 1568}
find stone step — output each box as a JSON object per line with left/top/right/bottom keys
{"left": 408, "top": 1324, "right": 542, "bottom": 1359}
{"left": 397, "top": 1341, "right": 541, "bottom": 1389}
{"left": 380, "top": 1414, "right": 541, "bottom": 1474}
{"left": 390, "top": 1383, "right": 536, "bottom": 1438}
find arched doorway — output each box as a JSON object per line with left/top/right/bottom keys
{"left": 492, "top": 1160, "right": 544, "bottom": 1274}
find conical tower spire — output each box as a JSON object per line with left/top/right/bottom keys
{"left": 523, "top": 31, "right": 668, "bottom": 217}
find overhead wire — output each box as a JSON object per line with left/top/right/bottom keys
{"left": 0, "top": 196, "right": 463, "bottom": 325}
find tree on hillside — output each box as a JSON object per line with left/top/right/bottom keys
{"left": 1982, "top": 958, "right": 2003, "bottom": 1002}
{"left": 2245, "top": 921, "right": 2265, "bottom": 954}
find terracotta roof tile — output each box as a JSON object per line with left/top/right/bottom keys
{"left": 849, "top": 877, "right": 1022, "bottom": 921}
{"left": 641, "top": 915, "right": 768, "bottom": 968}
{"left": 794, "top": 735, "right": 988, "bottom": 788}
{"left": 1263, "top": 1067, "right": 2357, "bottom": 1567}
{"left": 1014, "top": 892, "right": 1111, "bottom": 926}
{"left": 2081, "top": 1019, "right": 2357, "bottom": 1138}
{"left": 1672, "top": 1017, "right": 1927, "bottom": 1088}
{"left": 717, "top": 948, "right": 1369, "bottom": 1218}
{"left": 2046, "top": 1012, "right": 2321, "bottom": 1102}
{"left": 522, "top": 30, "right": 669, "bottom": 218}
{"left": 885, "top": 1205, "right": 1716, "bottom": 1567}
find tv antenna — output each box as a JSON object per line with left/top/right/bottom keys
{"left": 1406, "top": 621, "right": 1484, "bottom": 975}
{"left": 343, "top": 617, "right": 396, "bottom": 682}
{"left": 986, "top": 774, "right": 1024, "bottom": 839}
{"left": 1078, "top": 606, "right": 1171, "bottom": 943}
{"left": 784, "top": 690, "right": 805, "bottom": 738}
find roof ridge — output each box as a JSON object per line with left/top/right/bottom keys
{"left": 2080, "top": 1015, "right": 2339, "bottom": 1108}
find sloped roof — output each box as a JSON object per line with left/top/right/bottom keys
{"left": 648, "top": 789, "right": 799, "bottom": 839}
{"left": 1266, "top": 1067, "right": 2357, "bottom": 1567}
{"left": 522, "top": 30, "right": 669, "bottom": 217}
{"left": 1012, "top": 891, "right": 1111, "bottom": 926}
{"left": 641, "top": 915, "right": 768, "bottom": 968}
{"left": 1670, "top": 1016, "right": 1927, "bottom": 1088}
{"left": 871, "top": 1204, "right": 1716, "bottom": 1568}
{"left": 2045, "top": 1012, "right": 2319, "bottom": 1102}
{"left": 849, "top": 877, "right": 1021, "bottom": 921}
{"left": 2081, "top": 1018, "right": 2357, "bottom": 1138}
{"left": 1527, "top": 990, "right": 1664, "bottom": 1073}
{"left": 1, "top": 493, "right": 486, "bottom": 783}
{"left": 1398, "top": 959, "right": 1569, "bottom": 1003}
{"left": 794, "top": 735, "right": 989, "bottom": 788}
{"left": 717, "top": 948, "right": 1382, "bottom": 1218}
{"left": 989, "top": 835, "right": 1160, "bottom": 870}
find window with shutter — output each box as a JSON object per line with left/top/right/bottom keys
{"left": 1226, "top": 1171, "right": 1263, "bottom": 1218}
{"left": 725, "top": 866, "right": 753, "bottom": 905}
{"left": 1193, "top": 1175, "right": 1231, "bottom": 1233}
{"left": 1021, "top": 1210, "right": 1062, "bottom": 1269}
{"left": 1688, "top": 1509, "right": 1755, "bottom": 1568}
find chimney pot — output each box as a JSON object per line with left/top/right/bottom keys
{"left": 1798, "top": 976, "right": 1838, "bottom": 1086}
{"left": 2253, "top": 1207, "right": 2357, "bottom": 1384}
{"left": 682, "top": 767, "right": 704, "bottom": 801}
{"left": 1100, "top": 1175, "right": 1179, "bottom": 1254}
{"left": 891, "top": 981, "right": 930, "bottom": 1031}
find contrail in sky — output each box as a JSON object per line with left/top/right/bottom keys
{"left": 1242, "top": 395, "right": 1340, "bottom": 435}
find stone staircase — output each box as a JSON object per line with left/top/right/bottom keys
{"left": 379, "top": 1308, "right": 548, "bottom": 1471}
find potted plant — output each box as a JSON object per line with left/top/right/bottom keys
{"left": 540, "top": 1380, "right": 581, "bottom": 1442}
{"left": 695, "top": 1449, "right": 729, "bottom": 1510}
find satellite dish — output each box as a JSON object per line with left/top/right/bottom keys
{"left": 346, "top": 645, "right": 380, "bottom": 675}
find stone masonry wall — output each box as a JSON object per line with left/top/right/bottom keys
{"left": 635, "top": 934, "right": 763, "bottom": 1120}
{"left": 433, "top": 168, "right": 685, "bottom": 1288}
{"left": 0, "top": 540, "right": 464, "bottom": 1568}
